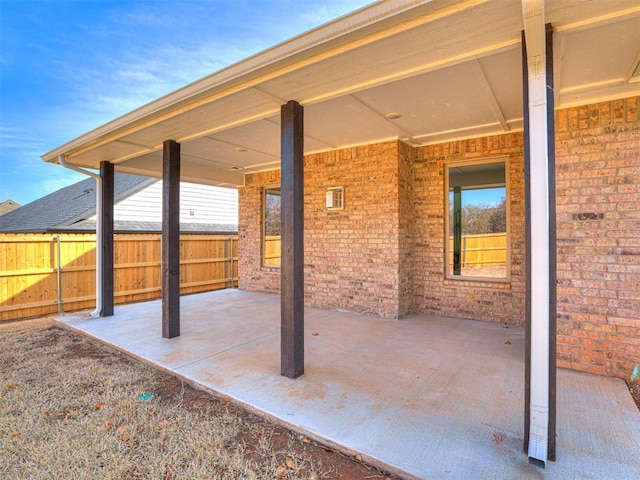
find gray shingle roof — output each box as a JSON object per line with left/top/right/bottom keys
{"left": 0, "top": 200, "right": 21, "bottom": 216}
{"left": 0, "top": 174, "right": 153, "bottom": 233}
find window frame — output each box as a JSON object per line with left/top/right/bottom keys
{"left": 444, "top": 156, "right": 511, "bottom": 283}
{"left": 262, "top": 185, "right": 282, "bottom": 269}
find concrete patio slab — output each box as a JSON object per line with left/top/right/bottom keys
{"left": 55, "top": 289, "right": 640, "bottom": 479}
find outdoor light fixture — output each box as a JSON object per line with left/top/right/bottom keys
{"left": 385, "top": 112, "right": 402, "bottom": 120}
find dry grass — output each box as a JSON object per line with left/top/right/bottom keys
{"left": 0, "top": 320, "right": 397, "bottom": 480}
{"left": 629, "top": 380, "right": 640, "bottom": 412}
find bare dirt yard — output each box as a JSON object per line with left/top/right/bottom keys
{"left": 1, "top": 318, "right": 400, "bottom": 480}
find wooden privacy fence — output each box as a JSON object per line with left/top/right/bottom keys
{"left": 448, "top": 232, "right": 507, "bottom": 268}
{"left": 264, "top": 235, "right": 281, "bottom": 266}
{"left": 0, "top": 233, "right": 238, "bottom": 321}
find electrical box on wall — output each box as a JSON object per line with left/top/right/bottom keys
{"left": 326, "top": 186, "right": 344, "bottom": 210}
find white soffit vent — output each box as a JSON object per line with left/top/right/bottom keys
{"left": 326, "top": 186, "right": 344, "bottom": 210}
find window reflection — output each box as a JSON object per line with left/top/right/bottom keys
{"left": 446, "top": 161, "right": 508, "bottom": 279}
{"left": 263, "top": 187, "right": 281, "bottom": 267}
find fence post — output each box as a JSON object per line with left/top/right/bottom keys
{"left": 56, "top": 234, "right": 63, "bottom": 313}
{"left": 229, "top": 236, "right": 235, "bottom": 288}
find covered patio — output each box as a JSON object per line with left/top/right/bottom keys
{"left": 42, "top": 0, "right": 640, "bottom": 470}
{"left": 55, "top": 289, "right": 640, "bottom": 480}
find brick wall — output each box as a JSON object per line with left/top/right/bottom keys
{"left": 238, "top": 96, "right": 639, "bottom": 379}
{"left": 411, "top": 133, "right": 527, "bottom": 325}
{"left": 238, "top": 169, "right": 281, "bottom": 293}
{"left": 398, "top": 141, "right": 415, "bottom": 316}
{"left": 555, "top": 96, "right": 640, "bottom": 377}
{"left": 239, "top": 141, "right": 405, "bottom": 318}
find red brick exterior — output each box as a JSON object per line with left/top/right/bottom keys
{"left": 555, "top": 96, "right": 639, "bottom": 377}
{"left": 238, "top": 169, "right": 281, "bottom": 294}
{"left": 412, "top": 133, "right": 526, "bottom": 324}
{"left": 238, "top": 95, "right": 639, "bottom": 379}
{"left": 239, "top": 142, "right": 406, "bottom": 318}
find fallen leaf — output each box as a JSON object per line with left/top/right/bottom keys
{"left": 354, "top": 454, "right": 362, "bottom": 462}
{"left": 11, "top": 432, "right": 20, "bottom": 439}
{"left": 285, "top": 459, "right": 294, "bottom": 468}
{"left": 312, "top": 332, "right": 319, "bottom": 336}
{"left": 222, "top": 397, "right": 232, "bottom": 403}
{"left": 95, "top": 402, "right": 106, "bottom": 410}
{"left": 300, "top": 436, "right": 310, "bottom": 444}
{"left": 65, "top": 412, "right": 72, "bottom": 419}
{"left": 504, "top": 340, "right": 512, "bottom": 345}
{"left": 44, "top": 411, "right": 50, "bottom": 417}
{"left": 275, "top": 465, "right": 287, "bottom": 476}
{"left": 6, "top": 382, "right": 16, "bottom": 389}
{"left": 122, "top": 434, "right": 131, "bottom": 442}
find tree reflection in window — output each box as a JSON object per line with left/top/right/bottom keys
{"left": 446, "top": 160, "right": 508, "bottom": 279}
{"left": 263, "top": 187, "right": 281, "bottom": 266}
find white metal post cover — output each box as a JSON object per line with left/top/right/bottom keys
{"left": 522, "top": 0, "right": 550, "bottom": 467}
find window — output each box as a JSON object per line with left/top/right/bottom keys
{"left": 263, "top": 187, "right": 281, "bottom": 267}
{"left": 445, "top": 158, "right": 509, "bottom": 280}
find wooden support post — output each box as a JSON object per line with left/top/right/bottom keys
{"left": 162, "top": 140, "right": 180, "bottom": 338}
{"left": 280, "top": 100, "right": 304, "bottom": 379}
{"left": 100, "top": 161, "right": 114, "bottom": 317}
{"left": 544, "top": 23, "right": 557, "bottom": 463}
{"left": 522, "top": 28, "right": 532, "bottom": 457}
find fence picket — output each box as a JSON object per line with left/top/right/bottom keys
{"left": 0, "top": 233, "right": 238, "bottom": 321}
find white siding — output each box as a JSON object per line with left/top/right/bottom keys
{"left": 90, "top": 181, "right": 238, "bottom": 224}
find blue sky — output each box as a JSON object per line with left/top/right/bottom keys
{"left": 0, "top": 0, "right": 371, "bottom": 206}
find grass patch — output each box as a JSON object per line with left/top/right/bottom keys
{"left": 0, "top": 320, "right": 398, "bottom": 480}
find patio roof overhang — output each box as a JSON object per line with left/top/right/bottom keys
{"left": 41, "top": 0, "right": 639, "bottom": 187}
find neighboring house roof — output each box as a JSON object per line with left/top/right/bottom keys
{"left": 0, "top": 173, "right": 239, "bottom": 234}
{"left": 0, "top": 200, "right": 21, "bottom": 216}
{"left": 0, "top": 174, "right": 152, "bottom": 233}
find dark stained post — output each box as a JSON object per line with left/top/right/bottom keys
{"left": 280, "top": 100, "right": 304, "bottom": 379}
{"left": 100, "top": 161, "right": 114, "bottom": 316}
{"left": 162, "top": 140, "right": 180, "bottom": 338}
{"left": 544, "top": 23, "right": 557, "bottom": 463}
{"left": 522, "top": 29, "right": 532, "bottom": 458}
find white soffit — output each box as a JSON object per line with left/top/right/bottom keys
{"left": 354, "top": 59, "right": 512, "bottom": 137}
{"left": 42, "top": 0, "right": 640, "bottom": 185}
{"left": 305, "top": 95, "right": 399, "bottom": 148}
{"left": 556, "top": 16, "right": 640, "bottom": 107}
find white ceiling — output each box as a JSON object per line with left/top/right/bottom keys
{"left": 43, "top": 0, "right": 640, "bottom": 187}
